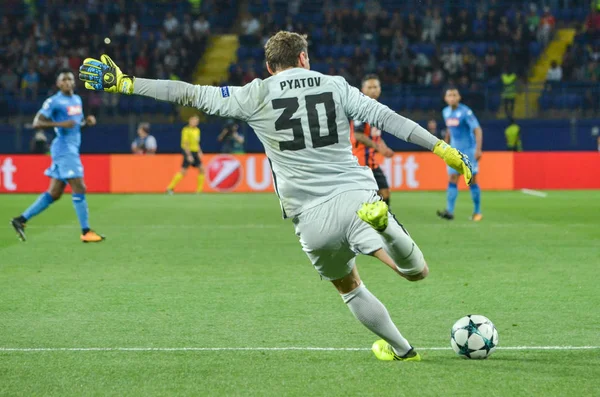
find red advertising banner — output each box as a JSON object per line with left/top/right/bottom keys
{"left": 379, "top": 152, "right": 513, "bottom": 191}
{"left": 0, "top": 152, "right": 597, "bottom": 194}
{"left": 513, "top": 152, "right": 600, "bottom": 189}
{"left": 109, "top": 152, "right": 513, "bottom": 193}
{"left": 0, "top": 155, "right": 110, "bottom": 193}
{"left": 109, "top": 154, "right": 275, "bottom": 193}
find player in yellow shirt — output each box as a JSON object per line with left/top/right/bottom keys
{"left": 166, "top": 115, "right": 205, "bottom": 194}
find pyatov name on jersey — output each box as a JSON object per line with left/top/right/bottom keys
{"left": 280, "top": 77, "right": 321, "bottom": 91}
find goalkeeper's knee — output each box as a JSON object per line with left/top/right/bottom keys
{"left": 402, "top": 262, "right": 429, "bottom": 282}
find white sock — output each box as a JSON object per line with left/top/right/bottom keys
{"left": 342, "top": 283, "right": 412, "bottom": 356}
{"left": 382, "top": 217, "right": 425, "bottom": 276}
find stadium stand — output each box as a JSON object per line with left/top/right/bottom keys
{"left": 0, "top": 0, "right": 239, "bottom": 116}
{"left": 229, "top": 0, "right": 594, "bottom": 115}
{"left": 0, "top": 0, "right": 597, "bottom": 119}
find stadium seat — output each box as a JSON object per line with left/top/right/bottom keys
{"left": 316, "top": 45, "right": 329, "bottom": 59}
{"left": 404, "top": 96, "right": 417, "bottom": 111}
{"left": 539, "top": 95, "right": 552, "bottom": 111}
{"left": 553, "top": 95, "right": 566, "bottom": 109}
{"left": 471, "top": 43, "right": 488, "bottom": 57}
{"left": 529, "top": 42, "right": 542, "bottom": 58}
{"left": 488, "top": 96, "right": 501, "bottom": 112}
{"left": 118, "top": 96, "right": 133, "bottom": 114}
{"left": 251, "top": 47, "right": 264, "bottom": 60}
{"left": 566, "top": 94, "right": 583, "bottom": 109}
{"left": 159, "top": 101, "right": 174, "bottom": 115}
{"left": 417, "top": 97, "right": 432, "bottom": 111}
{"left": 331, "top": 45, "right": 343, "bottom": 58}
{"left": 18, "top": 100, "right": 38, "bottom": 114}
{"left": 236, "top": 47, "right": 249, "bottom": 60}
{"left": 342, "top": 45, "right": 355, "bottom": 58}
{"left": 142, "top": 97, "right": 158, "bottom": 113}
{"left": 312, "top": 62, "right": 328, "bottom": 74}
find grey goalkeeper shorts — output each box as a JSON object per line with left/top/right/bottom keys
{"left": 292, "top": 190, "right": 421, "bottom": 281}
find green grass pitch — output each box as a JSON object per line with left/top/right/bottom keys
{"left": 1, "top": 191, "right": 599, "bottom": 396}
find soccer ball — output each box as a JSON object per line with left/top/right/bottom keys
{"left": 450, "top": 315, "right": 499, "bottom": 359}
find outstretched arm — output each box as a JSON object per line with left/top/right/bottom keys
{"left": 133, "top": 79, "right": 253, "bottom": 121}
{"left": 339, "top": 77, "right": 472, "bottom": 184}
{"left": 340, "top": 78, "right": 439, "bottom": 151}
{"left": 78, "top": 55, "right": 257, "bottom": 121}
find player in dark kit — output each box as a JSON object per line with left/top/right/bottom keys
{"left": 350, "top": 75, "right": 394, "bottom": 206}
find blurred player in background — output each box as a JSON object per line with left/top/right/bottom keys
{"left": 350, "top": 74, "right": 394, "bottom": 206}
{"left": 426, "top": 119, "right": 444, "bottom": 140}
{"left": 79, "top": 31, "right": 473, "bottom": 362}
{"left": 166, "top": 115, "right": 205, "bottom": 194}
{"left": 131, "top": 122, "right": 157, "bottom": 154}
{"left": 438, "top": 88, "right": 483, "bottom": 221}
{"left": 10, "top": 69, "right": 104, "bottom": 243}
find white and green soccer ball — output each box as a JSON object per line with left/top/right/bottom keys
{"left": 451, "top": 315, "right": 499, "bottom": 359}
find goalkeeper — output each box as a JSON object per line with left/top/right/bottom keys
{"left": 79, "top": 41, "right": 471, "bottom": 363}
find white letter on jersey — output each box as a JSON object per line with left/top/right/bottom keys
{"left": 1, "top": 157, "right": 17, "bottom": 191}
{"left": 246, "top": 157, "right": 272, "bottom": 190}
{"left": 404, "top": 156, "right": 419, "bottom": 189}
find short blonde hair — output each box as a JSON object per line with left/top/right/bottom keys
{"left": 264, "top": 31, "right": 308, "bottom": 72}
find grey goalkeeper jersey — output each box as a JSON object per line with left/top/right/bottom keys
{"left": 134, "top": 68, "right": 439, "bottom": 218}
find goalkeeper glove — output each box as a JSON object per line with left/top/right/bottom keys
{"left": 433, "top": 140, "right": 473, "bottom": 185}
{"left": 78, "top": 55, "right": 134, "bottom": 94}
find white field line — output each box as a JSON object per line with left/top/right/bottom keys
{"left": 22, "top": 223, "right": 595, "bottom": 230}
{"left": 25, "top": 224, "right": 279, "bottom": 230}
{"left": 0, "top": 346, "right": 598, "bottom": 352}
{"left": 521, "top": 189, "right": 548, "bottom": 198}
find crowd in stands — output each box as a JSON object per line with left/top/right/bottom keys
{"left": 230, "top": 0, "right": 591, "bottom": 94}
{"left": 0, "top": 0, "right": 237, "bottom": 115}
{"left": 0, "top": 0, "right": 597, "bottom": 118}
{"left": 540, "top": 9, "right": 600, "bottom": 114}
{"left": 560, "top": 11, "right": 600, "bottom": 82}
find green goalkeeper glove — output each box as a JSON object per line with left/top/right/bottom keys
{"left": 78, "top": 55, "right": 134, "bottom": 94}
{"left": 433, "top": 140, "right": 473, "bottom": 185}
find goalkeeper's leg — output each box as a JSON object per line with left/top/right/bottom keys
{"left": 357, "top": 201, "right": 428, "bottom": 281}
{"left": 333, "top": 266, "right": 417, "bottom": 359}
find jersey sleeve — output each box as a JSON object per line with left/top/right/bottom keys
{"left": 133, "top": 78, "right": 262, "bottom": 121}
{"left": 39, "top": 97, "right": 55, "bottom": 119}
{"left": 335, "top": 77, "right": 439, "bottom": 150}
{"left": 465, "top": 108, "right": 481, "bottom": 131}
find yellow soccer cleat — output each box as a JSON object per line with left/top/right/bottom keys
{"left": 471, "top": 213, "right": 484, "bottom": 222}
{"left": 357, "top": 201, "right": 389, "bottom": 232}
{"left": 372, "top": 340, "right": 421, "bottom": 362}
{"left": 81, "top": 230, "right": 105, "bottom": 243}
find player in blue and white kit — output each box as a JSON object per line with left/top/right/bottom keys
{"left": 437, "top": 88, "right": 483, "bottom": 221}
{"left": 10, "top": 69, "right": 105, "bottom": 242}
